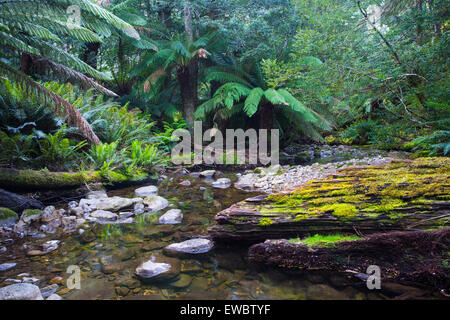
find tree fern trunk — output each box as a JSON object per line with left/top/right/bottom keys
{"left": 177, "top": 61, "right": 198, "bottom": 127}
{"left": 258, "top": 102, "right": 274, "bottom": 130}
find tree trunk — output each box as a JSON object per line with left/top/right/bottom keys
{"left": 82, "top": 42, "right": 100, "bottom": 69}
{"left": 177, "top": 60, "right": 198, "bottom": 127}
{"left": 0, "top": 188, "right": 43, "bottom": 212}
{"left": 258, "top": 102, "right": 274, "bottom": 130}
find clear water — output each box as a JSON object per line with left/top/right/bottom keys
{"left": 0, "top": 172, "right": 428, "bottom": 300}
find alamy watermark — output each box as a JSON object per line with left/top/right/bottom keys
{"left": 171, "top": 121, "right": 280, "bottom": 166}
{"left": 366, "top": 265, "right": 381, "bottom": 290}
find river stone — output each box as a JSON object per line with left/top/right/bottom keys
{"left": 0, "top": 207, "right": 18, "bottom": 226}
{"left": 212, "top": 178, "right": 232, "bottom": 189}
{"left": 42, "top": 240, "right": 60, "bottom": 253}
{"left": 96, "top": 197, "right": 135, "bottom": 212}
{"left": 90, "top": 210, "right": 118, "bottom": 221}
{"left": 159, "top": 209, "right": 183, "bottom": 224}
{"left": 164, "top": 239, "right": 213, "bottom": 257}
{"left": 46, "top": 293, "right": 62, "bottom": 300}
{"left": 135, "top": 257, "right": 180, "bottom": 282}
{"left": 234, "top": 173, "right": 258, "bottom": 191}
{"left": 200, "top": 170, "right": 216, "bottom": 178}
{"left": 87, "top": 190, "right": 108, "bottom": 199}
{"left": 306, "top": 284, "right": 349, "bottom": 300}
{"left": 143, "top": 196, "right": 169, "bottom": 212}
{"left": 179, "top": 180, "right": 191, "bottom": 187}
{"left": 169, "top": 274, "right": 192, "bottom": 289}
{"left": 41, "top": 206, "right": 61, "bottom": 223}
{"left": 0, "top": 283, "right": 43, "bottom": 300}
{"left": 20, "top": 209, "right": 42, "bottom": 224}
{"left": 0, "top": 263, "right": 16, "bottom": 272}
{"left": 135, "top": 186, "right": 158, "bottom": 197}
{"left": 40, "top": 284, "right": 58, "bottom": 298}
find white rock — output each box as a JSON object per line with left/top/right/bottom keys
{"left": 200, "top": 170, "right": 216, "bottom": 178}
{"left": 46, "top": 293, "right": 62, "bottom": 300}
{"left": 0, "top": 283, "right": 43, "bottom": 300}
{"left": 135, "top": 186, "right": 158, "bottom": 197}
{"left": 0, "top": 263, "right": 16, "bottom": 272}
{"left": 135, "top": 259, "right": 171, "bottom": 280}
{"left": 90, "top": 210, "right": 118, "bottom": 221}
{"left": 143, "top": 196, "right": 169, "bottom": 212}
{"left": 165, "top": 238, "right": 213, "bottom": 254}
{"left": 212, "top": 178, "right": 232, "bottom": 189}
{"left": 159, "top": 209, "right": 183, "bottom": 224}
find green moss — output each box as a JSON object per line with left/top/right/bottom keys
{"left": 316, "top": 203, "right": 358, "bottom": 218}
{"left": 263, "top": 157, "right": 450, "bottom": 223}
{"left": 258, "top": 218, "right": 274, "bottom": 227}
{"left": 23, "top": 209, "right": 41, "bottom": 217}
{"left": 0, "top": 207, "right": 18, "bottom": 220}
{"left": 291, "top": 234, "right": 361, "bottom": 248}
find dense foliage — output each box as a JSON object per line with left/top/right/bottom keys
{"left": 0, "top": 0, "right": 448, "bottom": 175}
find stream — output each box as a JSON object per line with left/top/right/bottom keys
{"left": 0, "top": 147, "right": 428, "bottom": 300}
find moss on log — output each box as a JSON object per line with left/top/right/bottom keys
{"left": 208, "top": 157, "right": 450, "bottom": 242}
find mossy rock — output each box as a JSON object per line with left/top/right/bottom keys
{"left": 22, "top": 209, "right": 41, "bottom": 217}
{"left": 0, "top": 207, "right": 18, "bottom": 220}
{"left": 0, "top": 207, "right": 18, "bottom": 226}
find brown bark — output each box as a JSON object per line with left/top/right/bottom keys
{"left": 177, "top": 60, "right": 198, "bottom": 127}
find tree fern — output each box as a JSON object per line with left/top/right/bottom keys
{"left": 0, "top": 0, "right": 137, "bottom": 143}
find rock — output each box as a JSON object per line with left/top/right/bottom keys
{"left": 41, "top": 206, "right": 62, "bottom": 223}
{"left": 49, "top": 277, "right": 64, "bottom": 285}
{"left": 69, "top": 207, "right": 84, "bottom": 217}
{"left": 200, "top": 170, "right": 216, "bottom": 178}
{"left": 234, "top": 173, "right": 258, "bottom": 191}
{"left": 0, "top": 207, "right": 18, "bottom": 226}
{"left": 0, "top": 247, "right": 6, "bottom": 254}
{"left": 115, "top": 286, "right": 130, "bottom": 296}
{"left": 118, "top": 212, "right": 134, "bottom": 220}
{"left": 135, "top": 186, "right": 158, "bottom": 197}
{"left": 134, "top": 202, "right": 145, "bottom": 215}
{"left": 26, "top": 250, "right": 45, "bottom": 256}
{"left": 46, "top": 293, "right": 62, "bottom": 300}
{"left": 0, "top": 263, "right": 16, "bottom": 272}
{"left": 42, "top": 240, "right": 60, "bottom": 253}
{"left": 135, "top": 256, "right": 180, "bottom": 282}
{"left": 90, "top": 210, "right": 118, "bottom": 221}
{"left": 143, "top": 196, "right": 169, "bottom": 212}
{"left": 164, "top": 238, "right": 213, "bottom": 257}
{"left": 0, "top": 283, "right": 43, "bottom": 300}
{"left": 179, "top": 180, "right": 191, "bottom": 187}
{"left": 96, "top": 197, "right": 135, "bottom": 212}
{"left": 40, "top": 284, "right": 58, "bottom": 298}
{"left": 212, "top": 178, "right": 232, "bottom": 189}
{"left": 307, "top": 284, "right": 349, "bottom": 300}
{"left": 20, "top": 209, "right": 42, "bottom": 224}
{"left": 159, "top": 209, "right": 183, "bottom": 225}
{"left": 86, "top": 190, "right": 108, "bottom": 199}
{"left": 180, "top": 260, "right": 202, "bottom": 274}
{"left": 266, "top": 164, "right": 282, "bottom": 176}
{"left": 169, "top": 274, "right": 192, "bottom": 289}
{"left": 0, "top": 188, "right": 43, "bottom": 212}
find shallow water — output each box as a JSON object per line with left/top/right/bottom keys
{"left": 0, "top": 170, "right": 426, "bottom": 300}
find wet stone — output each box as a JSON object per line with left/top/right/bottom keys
{"left": 0, "top": 283, "right": 43, "bottom": 300}
{"left": 135, "top": 186, "right": 158, "bottom": 197}
{"left": 159, "top": 209, "right": 183, "bottom": 224}
{"left": 0, "top": 263, "right": 16, "bottom": 272}
{"left": 164, "top": 239, "right": 213, "bottom": 257}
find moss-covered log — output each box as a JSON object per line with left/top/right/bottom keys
{"left": 248, "top": 228, "right": 450, "bottom": 289}
{"left": 0, "top": 168, "right": 152, "bottom": 191}
{"left": 208, "top": 158, "right": 450, "bottom": 242}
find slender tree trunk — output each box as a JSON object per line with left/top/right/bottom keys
{"left": 177, "top": 61, "right": 198, "bottom": 127}
{"left": 416, "top": 0, "right": 423, "bottom": 46}
{"left": 82, "top": 42, "right": 100, "bottom": 69}
{"left": 258, "top": 102, "right": 274, "bottom": 130}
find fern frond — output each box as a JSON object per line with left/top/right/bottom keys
{"left": 244, "top": 88, "right": 264, "bottom": 117}
{"left": 0, "top": 60, "right": 100, "bottom": 144}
